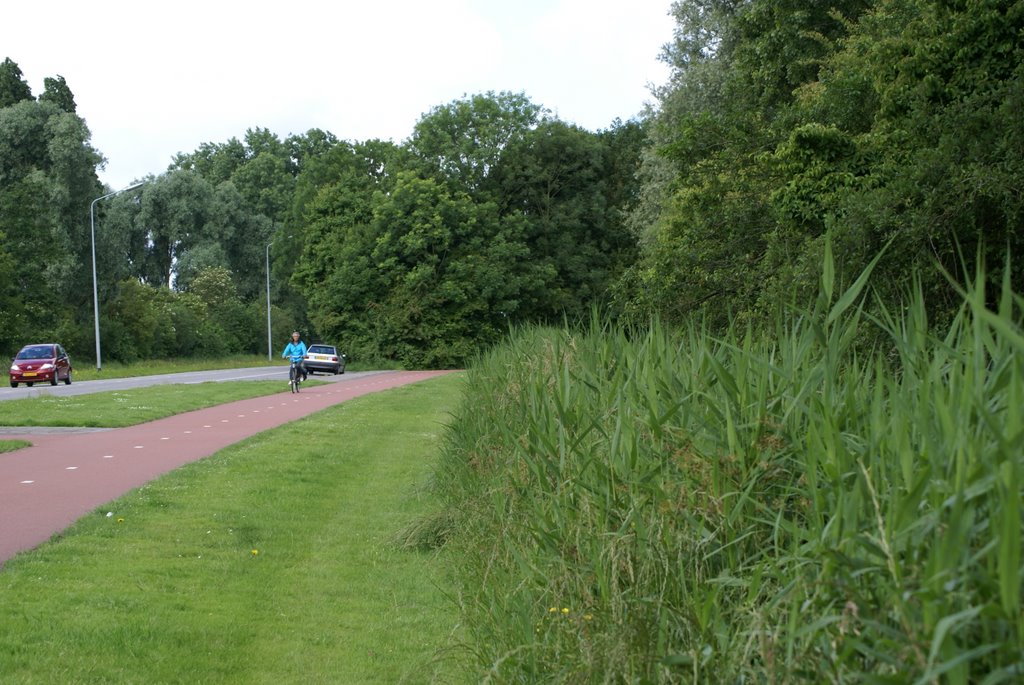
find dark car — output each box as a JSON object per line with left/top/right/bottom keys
{"left": 303, "top": 344, "right": 346, "bottom": 375}
{"left": 9, "top": 343, "right": 73, "bottom": 387}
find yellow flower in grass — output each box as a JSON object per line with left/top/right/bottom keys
{"left": 251, "top": 549, "right": 259, "bottom": 556}
{"left": 561, "top": 608, "right": 570, "bottom": 615}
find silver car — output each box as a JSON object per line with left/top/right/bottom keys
{"left": 303, "top": 344, "right": 346, "bottom": 375}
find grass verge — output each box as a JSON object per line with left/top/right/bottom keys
{"left": 433, "top": 256, "right": 1024, "bottom": 681}
{"left": 0, "top": 381, "right": 309, "bottom": 428}
{"left": 0, "top": 373, "right": 463, "bottom": 684}
{"left": 71, "top": 356, "right": 381, "bottom": 382}
{"left": 0, "top": 439, "right": 29, "bottom": 453}
{"left": 70, "top": 355, "right": 282, "bottom": 382}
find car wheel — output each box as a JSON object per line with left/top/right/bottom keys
{"left": 10, "top": 381, "right": 17, "bottom": 388}
{"left": 26, "top": 382, "right": 34, "bottom": 387}
{"left": 50, "top": 372, "right": 59, "bottom": 386}
{"left": 64, "top": 369, "right": 72, "bottom": 385}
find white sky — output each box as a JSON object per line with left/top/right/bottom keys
{"left": 3, "top": 0, "right": 675, "bottom": 190}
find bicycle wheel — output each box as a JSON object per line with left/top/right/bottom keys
{"left": 289, "top": 364, "right": 299, "bottom": 393}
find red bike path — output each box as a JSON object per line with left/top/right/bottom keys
{"left": 0, "top": 370, "right": 454, "bottom": 567}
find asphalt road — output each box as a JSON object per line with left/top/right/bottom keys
{"left": 0, "top": 366, "right": 387, "bottom": 403}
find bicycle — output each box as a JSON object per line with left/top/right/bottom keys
{"left": 288, "top": 359, "right": 303, "bottom": 393}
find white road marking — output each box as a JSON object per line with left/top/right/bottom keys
{"left": 134, "top": 445, "right": 144, "bottom": 449}
{"left": 103, "top": 455, "right": 114, "bottom": 459}
{"left": 21, "top": 480, "right": 33, "bottom": 484}
{"left": 66, "top": 466, "right": 78, "bottom": 470}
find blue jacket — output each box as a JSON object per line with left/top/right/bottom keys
{"left": 282, "top": 341, "right": 307, "bottom": 362}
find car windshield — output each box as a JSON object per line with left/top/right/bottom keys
{"left": 307, "top": 346, "right": 334, "bottom": 355}
{"left": 16, "top": 346, "right": 54, "bottom": 360}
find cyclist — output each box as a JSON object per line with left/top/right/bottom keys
{"left": 281, "top": 331, "right": 308, "bottom": 384}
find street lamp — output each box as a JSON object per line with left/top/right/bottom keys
{"left": 91, "top": 181, "right": 145, "bottom": 371}
{"left": 266, "top": 235, "right": 293, "bottom": 361}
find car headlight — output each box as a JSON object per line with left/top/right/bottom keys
{"left": 10, "top": 364, "right": 20, "bottom": 371}
{"left": 40, "top": 363, "right": 54, "bottom": 370}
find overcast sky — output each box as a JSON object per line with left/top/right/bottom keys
{"left": 3, "top": 0, "right": 675, "bottom": 190}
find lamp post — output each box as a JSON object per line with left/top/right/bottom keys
{"left": 91, "top": 181, "right": 145, "bottom": 371}
{"left": 265, "top": 235, "right": 293, "bottom": 361}
{"left": 265, "top": 241, "right": 273, "bottom": 361}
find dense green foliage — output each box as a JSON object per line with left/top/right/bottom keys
{"left": 0, "top": 59, "right": 102, "bottom": 354}
{"left": 631, "top": 0, "right": 1024, "bottom": 329}
{"left": 0, "top": 73, "right": 643, "bottom": 367}
{"left": 288, "top": 99, "right": 645, "bottom": 367}
{"left": 432, "top": 255, "right": 1024, "bottom": 682}
{"left": 5, "top": 0, "right": 1019, "bottom": 366}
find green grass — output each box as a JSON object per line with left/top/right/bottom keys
{"left": 432, "top": 254, "right": 1024, "bottom": 681}
{"left": 0, "top": 381, "right": 312, "bottom": 428}
{"left": 0, "top": 373, "right": 464, "bottom": 684}
{"left": 66, "top": 355, "right": 380, "bottom": 383}
{"left": 70, "top": 355, "right": 282, "bottom": 382}
{"left": 0, "top": 439, "right": 29, "bottom": 453}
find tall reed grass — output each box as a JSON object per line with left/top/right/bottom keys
{"left": 432, "top": 250, "right": 1023, "bottom": 683}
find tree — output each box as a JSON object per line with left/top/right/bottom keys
{"left": 822, "top": 0, "right": 1024, "bottom": 312}
{"left": 489, "top": 119, "right": 645, "bottom": 321}
{"left": 39, "top": 75, "right": 76, "bottom": 113}
{"left": 368, "top": 172, "right": 527, "bottom": 366}
{"left": 212, "top": 181, "right": 274, "bottom": 301}
{"left": 295, "top": 162, "right": 530, "bottom": 367}
{"left": 171, "top": 137, "right": 248, "bottom": 185}
{"left": 629, "top": 0, "right": 1024, "bottom": 333}
{"left": 135, "top": 170, "right": 219, "bottom": 288}
{"left": 0, "top": 57, "right": 32, "bottom": 108}
{"left": 286, "top": 128, "right": 340, "bottom": 176}
{"left": 408, "top": 91, "right": 543, "bottom": 193}
{"left": 728, "top": 0, "right": 874, "bottom": 113}
{"left": 0, "top": 225, "right": 20, "bottom": 354}
{"left": 292, "top": 138, "right": 410, "bottom": 221}
{"left": 171, "top": 128, "right": 296, "bottom": 224}
{"left": 291, "top": 138, "right": 412, "bottom": 352}
{"left": 229, "top": 150, "right": 293, "bottom": 222}
{"left": 0, "top": 91, "right": 102, "bottom": 352}
{"left": 628, "top": 0, "right": 876, "bottom": 326}
{"left": 187, "top": 266, "right": 257, "bottom": 353}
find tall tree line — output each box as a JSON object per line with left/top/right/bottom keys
{"left": 0, "top": 58, "right": 103, "bottom": 355}
{"left": 290, "top": 94, "right": 645, "bottom": 367}
{"left": 0, "top": 59, "right": 645, "bottom": 366}
{"left": 3, "top": 0, "right": 1020, "bottom": 366}
{"left": 628, "top": 0, "right": 1024, "bottom": 329}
